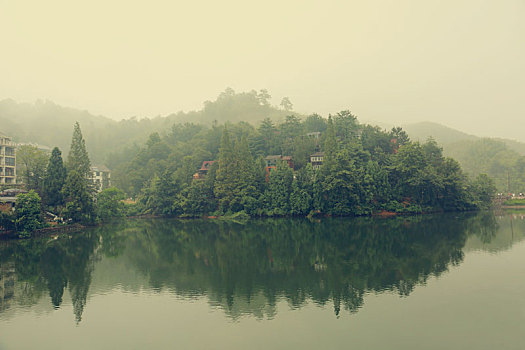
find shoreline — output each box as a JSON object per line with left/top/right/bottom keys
{"left": 0, "top": 208, "right": 496, "bottom": 241}
{"left": 0, "top": 223, "right": 85, "bottom": 240}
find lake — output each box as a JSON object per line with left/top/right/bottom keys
{"left": 1, "top": 212, "right": 525, "bottom": 349}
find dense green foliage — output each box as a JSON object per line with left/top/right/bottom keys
{"left": 1, "top": 124, "right": 123, "bottom": 234}
{"left": 67, "top": 122, "right": 92, "bottom": 178}
{"left": 62, "top": 170, "right": 95, "bottom": 224}
{"left": 43, "top": 147, "right": 67, "bottom": 209}
{"left": 63, "top": 123, "right": 95, "bottom": 224}
{"left": 96, "top": 187, "right": 127, "bottom": 221}
{"left": 4, "top": 93, "right": 525, "bottom": 196}
{"left": 113, "top": 112, "right": 495, "bottom": 217}
{"left": 1, "top": 93, "right": 505, "bottom": 231}
{"left": 14, "top": 190, "right": 45, "bottom": 235}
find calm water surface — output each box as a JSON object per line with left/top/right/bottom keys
{"left": 1, "top": 212, "right": 525, "bottom": 349}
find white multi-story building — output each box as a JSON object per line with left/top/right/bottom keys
{"left": 0, "top": 134, "right": 16, "bottom": 185}
{"left": 90, "top": 165, "right": 111, "bottom": 192}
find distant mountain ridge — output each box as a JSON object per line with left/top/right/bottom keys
{"left": 403, "top": 121, "right": 525, "bottom": 156}
{"left": 3, "top": 93, "right": 525, "bottom": 191}
{"left": 0, "top": 89, "right": 293, "bottom": 163}
{"left": 403, "top": 121, "right": 477, "bottom": 145}
{"left": 404, "top": 121, "right": 525, "bottom": 192}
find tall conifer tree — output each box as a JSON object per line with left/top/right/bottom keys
{"left": 63, "top": 123, "right": 95, "bottom": 223}
{"left": 63, "top": 170, "right": 95, "bottom": 223}
{"left": 323, "top": 116, "right": 337, "bottom": 168}
{"left": 44, "top": 147, "right": 67, "bottom": 208}
{"left": 214, "top": 127, "right": 235, "bottom": 212}
{"left": 235, "top": 136, "right": 257, "bottom": 212}
{"left": 67, "top": 122, "right": 91, "bottom": 178}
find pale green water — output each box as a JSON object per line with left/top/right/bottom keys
{"left": 1, "top": 212, "right": 525, "bottom": 349}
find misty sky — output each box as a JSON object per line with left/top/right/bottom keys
{"left": 1, "top": 0, "right": 523, "bottom": 139}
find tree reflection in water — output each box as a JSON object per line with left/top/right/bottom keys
{"left": 0, "top": 211, "right": 509, "bottom": 322}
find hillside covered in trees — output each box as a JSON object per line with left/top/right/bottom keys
{"left": 3, "top": 88, "right": 523, "bottom": 195}
{"left": 109, "top": 112, "right": 495, "bottom": 217}
{"left": 3, "top": 89, "right": 525, "bottom": 196}
{"left": 405, "top": 122, "right": 525, "bottom": 193}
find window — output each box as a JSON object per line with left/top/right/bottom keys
{"left": 5, "top": 167, "right": 14, "bottom": 176}
{"left": 5, "top": 157, "right": 15, "bottom": 166}
{"left": 5, "top": 147, "right": 14, "bottom": 156}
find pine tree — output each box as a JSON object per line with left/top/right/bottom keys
{"left": 235, "top": 136, "right": 257, "bottom": 213}
{"left": 323, "top": 116, "right": 337, "bottom": 168}
{"left": 67, "top": 122, "right": 91, "bottom": 178}
{"left": 266, "top": 160, "right": 294, "bottom": 215}
{"left": 214, "top": 127, "right": 235, "bottom": 213}
{"left": 62, "top": 170, "right": 95, "bottom": 224}
{"left": 63, "top": 123, "right": 95, "bottom": 223}
{"left": 44, "top": 147, "right": 67, "bottom": 209}
{"left": 290, "top": 180, "right": 311, "bottom": 215}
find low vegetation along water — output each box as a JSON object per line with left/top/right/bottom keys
{"left": 1, "top": 212, "right": 524, "bottom": 349}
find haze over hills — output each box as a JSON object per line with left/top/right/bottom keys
{"left": 404, "top": 121, "right": 525, "bottom": 192}
{"left": 0, "top": 89, "right": 294, "bottom": 163}
{"left": 3, "top": 90, "right": 525, "bottom": 193}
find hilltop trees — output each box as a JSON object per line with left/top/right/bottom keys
{"left": 109, "top": 111, "right": 496, "bottom": 218}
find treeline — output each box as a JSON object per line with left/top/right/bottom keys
{"left": 112, "top": 111, "right": 496, "bottom": 217}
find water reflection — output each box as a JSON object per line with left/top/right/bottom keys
{"left": 0, "top": 212, "right": 523, "bottom": 323}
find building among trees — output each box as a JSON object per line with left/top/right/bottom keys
{"left": 264, "top": 155, "right": 294, "bottom": 181}
{"left": 309, "top": 152, "right": 324, "bottom": 170}
{"left": 90, "top": 165, "right": 111, "bottom": 192}
{"left": 193, "top": 161, "right": 215, "bottom": 180}
{"left": 0, "top": 134, "right": 16, "bottom": 184}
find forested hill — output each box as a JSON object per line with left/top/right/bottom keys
{"left": 405, "top": 121, "right": 525, "bottom": 156}
{"left": 4, "top": 91, "right": 525, "bottom": 193}
{"left": 403, "top": 122, "right": 477, "bottom": 146}
{"left": 404, "top": 121, "right": 525, "bottom": 192}
{"left": 0, "top": 89, "right": 295, "bottom": 163}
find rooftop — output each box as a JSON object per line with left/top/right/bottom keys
{"left": 265, "top": 155, "right": 283, "bottom": 160}
{"left": 199, "top": 161, "right": 216, "bottom": 171}
{"left": 91, "top": 165, "right": 111, "bottom": 172}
